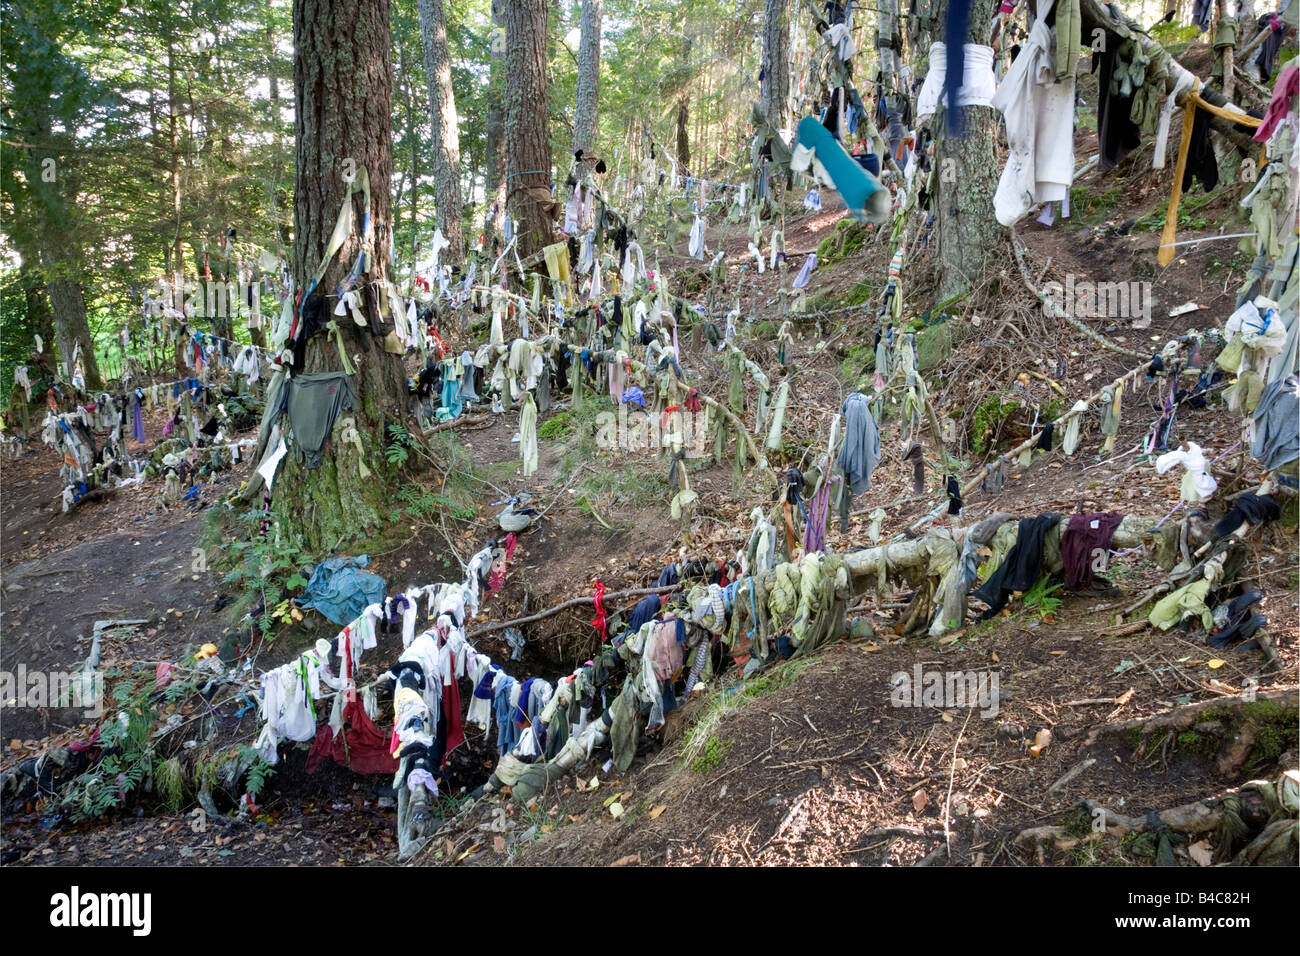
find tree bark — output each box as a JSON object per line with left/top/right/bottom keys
{"left": 932, "top": 0, "right": 1001, "bottom": 305}
{"left": 417, "top": 0, "right": 465, "bottom": 265}
{"left": 572, "top": 0, "right": 603, "bottom": 157}
{"left": 504, "top": 0, "right": 555, "bottom": 263}
{"left": 759, "top": 0, "right": 790, "bottom": 129}
{"left": 22, "top": 112, "right": 102, "bottom": 390}
{"left": 483, "top": 0, "right": 507, "bottom": 251}
{"left": 282, "top": 0, "right": 411, "bottom": 553}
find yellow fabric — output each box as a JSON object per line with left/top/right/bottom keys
{"left": 1160, "top": 89, "right": 1263, "bottom": 266}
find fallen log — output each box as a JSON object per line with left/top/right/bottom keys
{"left": 1082, "top": 686, "right": 1298, "bottom": 747}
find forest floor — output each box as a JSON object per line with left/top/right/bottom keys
{"left": 3, "top": 57, "right": 1298, "bottom": 865}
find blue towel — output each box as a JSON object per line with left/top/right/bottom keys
{"left": 299, "top": 555, "right": 387, "bottom": 626}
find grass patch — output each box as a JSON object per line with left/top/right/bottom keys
{"left": 679, "top": 656, "right": 817, "bottom": 771}
{"left": 1070, "top": 184, "right": 1122, "bottom": 224}
{"left": 690, "top": 737, "right": 730, "bottom": 773}
{"left": 839, "top": 342, "right": 875, "bottom": 385}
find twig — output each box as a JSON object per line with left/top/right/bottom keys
{"left": 944, "top": 707, "right": 974, "bottom": 860}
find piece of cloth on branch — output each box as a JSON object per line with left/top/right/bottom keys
{"left": 990, "top": 0, "right": 1076, "bottom": 225}
{"left": 972, "top": 512, "right": 1062, "bottom": 617}
{"left": 1061, "top": 512, "right": 1124, "bottom": 590}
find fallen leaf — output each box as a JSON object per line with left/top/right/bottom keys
{"left": 1208, "top": 659, "right": 1226, "bottom": 670}
{"left": 912, "top": 789, "right": 929, "bottom": 812}
{"left": 609, "top": 802, "right": 625, "bottom": 818}
{"left": 648, "top": 805, "right": 667, "bottom": 819}
{"left": 1113, "top": 687, "right": 1134, "bottom": 706}
{"left": 492, "top": 836, "right": 506, "bottom": 854}
{"left": 456, "top": 844, "right": 479, "bottom": 862}
{"left": 1188, "top": 840, "right": 1213, "bottom": 866}
{"left": 610, "top": 854, "right": 640, "bottom": 866}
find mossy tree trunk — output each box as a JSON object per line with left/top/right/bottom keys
{"left": 276, "top": 0, "right": 412, "bottom": 554}
{"left": 931, "top": 0, "right": 1001, "bottom": 305}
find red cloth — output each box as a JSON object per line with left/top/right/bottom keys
{"left": 1256, "top": 66, "right": 1299, "bottom": 144}
{"left": 590, "top": 579, "right": 607, "bottom": 642}
{"left": 305, "top": 699, "right": 399, "bottom": 775}
{"left": 441, "top": 672, "right": 465, "bottom": 769}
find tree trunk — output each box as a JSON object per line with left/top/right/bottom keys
{"left": 504, "top": 0, "right": 555, "bottom": 262}
{"left": 483, "top": 0, "right": 507, "bottom": 251}
{"left": 417, "top": 0, "right": 465, "bottom": 265}
{"left": 46, "top": 274, "right": 101, "bottom": 389}
{"left": 759, "top": 0, "right": 790, "bottom": 129}
{"left": 675, "top": 35, "right": 692, "bottom": 171}
{"left": 281, "top": 0, "right": 411, "bottom": 553}
{"left": 932, "top": 0, "right": 1001, "bottom": 305}
{"left": 572, "top": 0, "right": 603, "bottom": 157}
{"left": 22, "top": 108, "right": 102, "bottom": 391}
{"left": 19, "top": 267, "right": 57, "bottom": 375}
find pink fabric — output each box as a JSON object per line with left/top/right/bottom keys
{"left": 649, "top": 620, "right": 684, "bottom": 681}
{"left": 1255, "top": 65, "right": 1298, "bottom": 144}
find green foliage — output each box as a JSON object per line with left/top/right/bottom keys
{"left": 537, "top": 411, "right": 576, "bottom": 440}
{"left": 971, "top": 392, "right": 1017, "bottom": 455}
{"left": 690, "top": 737, "right": 729, "bottom": 773}
{"left": 61, "top": 662, "right": 200, "bottom": 820}
{"left": 839, "top": 342, "right": 875, "bottom": 385}
{"left": 1021, "top": 575, "right": 1063, "bottom": 620}
{"left": 236, "top": 747, "right": 275, "bottom": 799}
{"left": 154, "top": 756, "right": 186, "bottom": 813}
{"left": 1070, "top": 185, "right": 1122, "bottom": 224}
{"left": 1150, "top": 20, "right": 1201, "bottom": 49}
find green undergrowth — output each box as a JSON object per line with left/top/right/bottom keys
{"left": 1070, "top": 184, "right": 1122, "bottom": 225}
{"left": 679, "top": 656, "right": 817, "bottom": 773}
{"left": 816, "top": 218, "right": 872, "bottom": 267}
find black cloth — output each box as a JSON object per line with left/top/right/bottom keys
{"left": 1036, "top": 423, "right": 1054, "bottom": 451}
{"left": 1182, "top": 104, "right": 1219, "bottom": 193}
{"left": 972, "top": 512, "right": 1063, "bottom": 618}
{"left": 1214, "top": 493, "right": 1281, "bottom": 537}
{"left": 904, "top": 442, "right": 925, "bottom": 494}
{"left": 945, "top": 475, "right": 963, "bottom": 515}
{"left": 1093, "top": 41, "right": 1142, "bottom": 172}
{"left": 290, "top": 292, "right": 330, "bottom": 371}
{"left": 1255, "top": 13, "right": 1290, "bottom": 79}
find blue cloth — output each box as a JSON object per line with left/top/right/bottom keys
{"left": 516, "top": 677, "right": 537, "bottom": 726}
{"left": 795, "top": 116, "right": 890, "bottom": 223}
{"left": 494, "top": 677, "right": 520, "bottom": 754}
{"left": 623, "top": 386, "right": 646, "bottom": 408}
{"left": 625, "top": 594, "right": 662, "bottom": 636}
{"left": 299, "top": 555, "right": 387, "bottom": 626}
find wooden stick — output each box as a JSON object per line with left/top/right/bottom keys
{"left": 466, "top": 583, "right": 679, "bottom": 638}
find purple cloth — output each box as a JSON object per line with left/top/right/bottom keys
{"left": 802, "top": 476, "right": 832, "bottom": 554}
{"left": 131, "top": 399, "right": 146, "bottom": 443}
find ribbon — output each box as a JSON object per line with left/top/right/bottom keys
{"left": 338, "top": 416, "right": 371, "bottom": 478}
{"left": 589, "top": 579, "right": 608, "bottom": 642}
